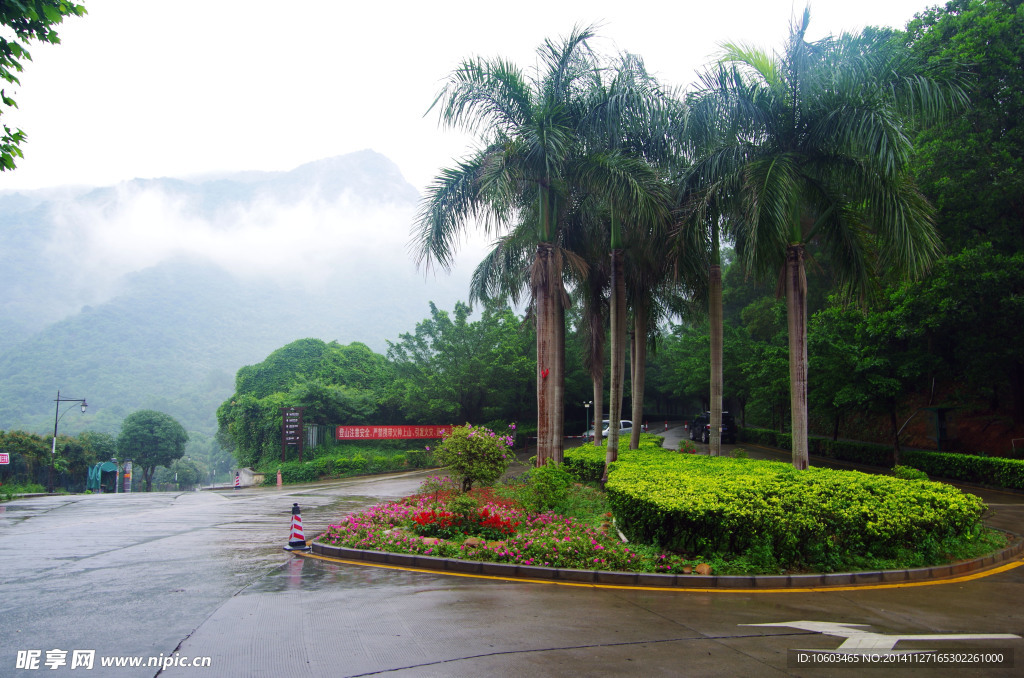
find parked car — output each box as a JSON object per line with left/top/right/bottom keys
{"left": 583, "top": 419, "right": 633, "bottom": 440}
{"left": 688, "top": 411, "right": 737, "bottom": 444}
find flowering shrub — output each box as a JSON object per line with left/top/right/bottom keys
{"left": 678, "top": 440, "right": 698, "bottom": 454}
{"left": 434, "top": 423, "right": 516, "bottom": 491}
{"left": 317, "top": 493, "right": 692, "bottom": 572}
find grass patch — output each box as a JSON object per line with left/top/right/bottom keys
{"left": 1, "top": 482, "right": 45, "bottom": 501}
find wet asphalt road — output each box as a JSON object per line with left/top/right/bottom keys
{"left": 0, "top": 471, "right": 429, "bottom": 677}
{"left": 3, "top": 433, "right": 1024, "bottom": 677}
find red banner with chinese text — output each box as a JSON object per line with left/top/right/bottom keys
{"left": 335, "top": 425, "right": 452, "bottom": 440}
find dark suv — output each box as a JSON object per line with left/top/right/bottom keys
{"left": 688, "top": 411, "right": 737, "bottom": 444}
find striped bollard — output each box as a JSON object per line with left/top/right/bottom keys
{"left": 284, "top": 503, "right": 311, "bottom": 551}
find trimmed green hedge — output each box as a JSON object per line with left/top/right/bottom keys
{"left": 902, "top": 450, "right": 1024, "bottom": 490}
{"left": 563, "top": 434, "right": 666, "bottom": 483}
{"left": 600, "top": 453, "right": 991, "bottom": 573}
{"left": 260, "top": 448, "right": 435, "bottom": 485}
{"left": 739, "top": 427, "right": 1024, "bottom": 490}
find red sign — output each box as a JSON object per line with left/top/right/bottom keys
{"left": 335, "top": 425, "right": 452, "bottom": 440}
{"left": 0, "top": 453, "right": 9, "bottom": 464}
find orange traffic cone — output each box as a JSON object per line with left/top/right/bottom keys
{"left": 284, "top": 502, "right": 311, "bottom": 551}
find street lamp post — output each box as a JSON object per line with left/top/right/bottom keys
{"left": 583, "top": 401, "right": 593, "bottom": 441}
{"left": 50, "top": 390, "right": 87, "bottom": 493}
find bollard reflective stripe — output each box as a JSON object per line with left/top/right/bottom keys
{"left": 284, "top": 502, "right": 311, "bottom": 551}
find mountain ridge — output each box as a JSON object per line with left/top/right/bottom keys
{"left": 0, "top": 150, "right": 476, "bottom": 438}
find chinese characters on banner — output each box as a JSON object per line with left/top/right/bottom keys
{"left": 335, "top": 425, "right": 452, "bottom": 440}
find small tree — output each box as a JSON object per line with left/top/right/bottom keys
{"left": 433, "top": 424, "right": 515, "bottom": 492}
{"left": 117, "top": 410, "right": 189, "bottom": 491}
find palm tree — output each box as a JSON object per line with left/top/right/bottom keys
{"left": 685, "top": 9, "right": 966, "bottom": 469}
{"left": 578, "top": 55, "right": 677, "bottom": 477}
{"left": 413, "top": 27, "right": 667, "bottom": 466}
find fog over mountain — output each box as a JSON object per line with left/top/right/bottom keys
{"left": 0, "top": 150, "right": 485, "bottom": 436}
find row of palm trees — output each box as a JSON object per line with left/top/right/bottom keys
{"left": 412, "top": 10, "right": 966, "bottom": 470}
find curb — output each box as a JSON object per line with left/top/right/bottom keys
{"left": 308, "top": 531, "right": 1024, "bottom": 590}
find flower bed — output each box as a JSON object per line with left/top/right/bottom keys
{"left": 316, "top": 479, "right": 693, "bottom": 573}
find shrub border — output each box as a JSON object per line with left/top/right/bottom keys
{"left": 739, "top": 427, "right": 1024, "bottom": 491}
{"left": 309, "top": 531, "right": 1022, "bottom": 589}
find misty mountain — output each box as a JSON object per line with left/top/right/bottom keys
{"left": 0, "top": 150, "right": 480, "bottom": 437}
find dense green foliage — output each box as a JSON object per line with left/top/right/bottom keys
{"left": 217, "top": 302, "right": 535, "bottom": 469}
{"left": 217, "top": 339, "right": 397, "bottom": 468}
{"left": 0, "top": 428, "right": 124, "bottom": 492}
{"left": 647, "top": 239, "right": 1024, "bottom": 454}
{"left": 387, "top": 301, "right": 535, "bottom": 426}
{"left": 596, "top": 451, "right": 995, "bottom": 573}
{"left": 906, "top": 0, "right": 1024, "bottom": 254}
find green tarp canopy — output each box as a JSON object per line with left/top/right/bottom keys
{"left": 86, "top": 461, "right": 118, "bottom": 491}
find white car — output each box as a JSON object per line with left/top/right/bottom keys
{"left": 584, "top": 419, "right": 633, "bottom": 440}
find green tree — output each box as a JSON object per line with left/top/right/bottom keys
{"left": 906, "top": 0, "right": 1024, "bottom": 253}
{"left": 218, "top": 340, "right": 395, "bottom": 467}
{"left": 0, "top": 429, "right": 48, "bottom": 486}
{"left": 154, "top": 456, "right": 204, "bottom": 491}
{"left": 78, "top": 431, "right": 117, "bottom": 462}
{"left": 387, "top": 300, "right": 534, "bottom": 426}
{"left": 686, "top": 9, "right": 963, "bottom": 468}
{"left": 809, "top": 297, "right": 936, "bottom": 457}
{"left": 905, "top": 245, "right": 1024, "bottom": 424}
{"left": 1, "top": 0, "right": 86, "bottom": 170}
{"left": 117, "top": 410, "right": 189, "bottom": 492}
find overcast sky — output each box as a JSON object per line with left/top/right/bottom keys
{"left": 2, "top": 0, "right": 936, "bottom": 195}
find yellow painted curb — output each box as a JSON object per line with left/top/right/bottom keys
{"left": 292, "top": 549, "right": 1024, "bottom": 594}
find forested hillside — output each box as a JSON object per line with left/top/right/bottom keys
{"left": 0, "top": 150, "right": 476, "bottom": 437}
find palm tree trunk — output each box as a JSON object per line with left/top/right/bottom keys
{"left": 709, "top": 263, "right": 723, "bottom": 456}
{"left": 533, "top": 242, "right": 563, "bottom": 466}
{"left": 586, "top": 282, "right": 606, "bottom": 447}
{"left": 785, "top": 244, "right": 809, "bottom": 470}
{"left": 889, "top": 403, "right": 902, "bottom": 465}
{"left": 630, "top": 303, "right": 649, "bottom": 450}
{"left": 553, "top": 292, "right": 566, "bottom": 462}
{"left": 604, "top": 246, "right": 626, "bottom": 480}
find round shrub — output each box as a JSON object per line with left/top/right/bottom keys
{"left": 406, "top": 448, "right": 434, "bottom": 468}
{"left": 434, "top": 423, "right": 515, "bottom": 491}
{"left": 522, "top": 460, "right": 575, "bottom": 513}
{"left": 892, "top": 465, "right": 929, "bottom": 481}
